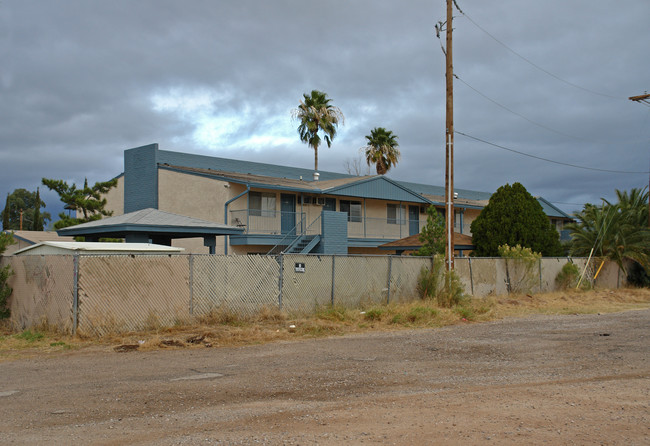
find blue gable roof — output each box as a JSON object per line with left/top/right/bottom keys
{"left": 323, "top": 176, "right": 431, "bottom": 203}
{"left": 158, "top": 149, "right": 351, "bottom": 182}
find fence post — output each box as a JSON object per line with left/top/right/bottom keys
{"left": 72, "top": 254, "right": 79, "bottom": 335}
{"left": 538, "top": 258, "right": 543, "bottom": 293}
{"left": 331, "top": 255, "right": 336, "bottom": 306}
{"left": 278, "top": 254, "right": 284, "bottom": 310}
{"left": 386, "top": 256, "right": 392, "bottom": 304}
{"left": 189, "top": 254, "right": 194, "bottom": 315}
{"left": 468, "top": 257, "right": 474, "bottom": 296}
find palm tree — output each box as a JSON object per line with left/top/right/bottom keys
{"left": 605, "top": 187, "right": 649, "bottom": 228}
{"left": 567, "top": 188, "right": 650, "bottom": 274}
{"left": 292, "top": 90, "right": 344, "bottom": 172}
{"left": 363, "top": 127, "right": 400, "bottom": 175}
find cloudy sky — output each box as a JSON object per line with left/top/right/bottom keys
{"left": 1, "top": 0, "right": 648, "bottom": 225}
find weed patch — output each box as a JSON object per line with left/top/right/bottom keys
{"left": 1, "top": 289, "right": 649, "bottom": 360}
{"left": 364, "top": 308, "right": 384, "bottom": 321}
{"left": 15, "top": 330, "right": 45, "bottom": 342}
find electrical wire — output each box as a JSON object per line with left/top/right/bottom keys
{"left": 454, "top": 130, "right": 650, "bottom": 174}
{"left": 455, "top": 74, "right": 588, "bottom": 142}
{"left": 454, "top": 74, "right": 650, "bottom": 145}
{"left": 458, "top": 10, "right": 624, "bottom": 101}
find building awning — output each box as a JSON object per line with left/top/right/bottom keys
{"left": 379, "top": 232, "right": 474, "bottom": 254}
{"left": 57, "top": 208, "right": 244, "bottom": 254}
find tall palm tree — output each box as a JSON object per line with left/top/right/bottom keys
{"left": 567, "top": 188, "right": 650, "bottom": 274}
{"left": 363, "top": 127, "right": 400, "bottom": 175}
{"left": 605, "top": 187, "right": 649, "bottom": 228}
{"left": 292, "top": 90, "right": 344, "bottom": 172}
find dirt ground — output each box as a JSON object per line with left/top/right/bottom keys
{"left": 0, "top": 308, "right": 648, "bottom": 445}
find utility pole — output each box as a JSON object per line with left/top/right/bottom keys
{"left": 628, "top": 92, "right": 650, "bottom": 227}
{"left": 445, "top": 0, "right": 455, "bottom": 271}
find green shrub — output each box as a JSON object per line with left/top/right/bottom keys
{"left": 499, "top": 244, "right": 541, "bottom": 294}
{"left": 417, "top": 255, "right": 466, "bottom": 307}
{"left": 0, "top": 231, "right": 14, "bottom": 319}
{"left": 556, "top": 262, "right": 580, "bottom": 290}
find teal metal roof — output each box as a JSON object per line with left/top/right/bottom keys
{"left": 535, "top": 197, "right": 573, "bottom": 219}
{"left": 158, "top": 149, "right": 351, "bottom": 182}
{"left": 57, "top": 208, "right": 244, "bottom": 238}
{"left": 323, "top": 176, "right": 430, "bottom": 203}
{"left": 126, "top": 144, "right": 569, "bottom": 218}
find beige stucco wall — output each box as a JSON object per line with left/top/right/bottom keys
{"left": 158, "top": 169, "right": 231, "bottom": 222}
{"left": 158, "top": 169, "right": 236, "bottom": 254}
{"left": 77, "top": 255, "right": 191, "bottom": 336}
{"left": 103, "top": 175, "right": 124, "bottom": 217}
{"left": 4, "top": 255, "right": 75, "bottom": 332}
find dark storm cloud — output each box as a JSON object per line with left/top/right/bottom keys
{"left": 1, "top": 0, "right": 648, "bottom": 222}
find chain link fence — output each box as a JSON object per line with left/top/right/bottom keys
{"left": 2, "top": 254, "right": 614, "bottom": 336}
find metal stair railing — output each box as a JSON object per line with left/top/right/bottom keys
{"left": 266, "top": 214, "right": 322, "bottom": 255}
{"left": 266, "top": 214, "right": 307, "bottom": 255}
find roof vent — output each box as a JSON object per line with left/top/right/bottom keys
{"left": 313, "top": 172, "right": 320, "bottom": 181}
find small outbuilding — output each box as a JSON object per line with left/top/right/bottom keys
{"left": 1, "top": 230, "right": 76, "bottom": 256}
{"left": 14, "top": 241, "right": 184, "bottom": 256}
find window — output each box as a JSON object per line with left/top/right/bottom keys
{"left": 387, "top": 204, "right": 406, "bottom": 225}
{"left": 249, "top": 191, "right": 276, "bottom": 217}
{"left": 340, "top": 200, "right": 362, "bottom": 222}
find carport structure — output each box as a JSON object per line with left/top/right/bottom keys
{"left": 56, "top": 208, "right": 244, "bottom": 254}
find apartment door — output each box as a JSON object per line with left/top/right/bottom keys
{"left": 409, "top": 206, "right": 420, "bottom": 236}
{"left": 280, "top": 194, "right": 296, "bottom": 235}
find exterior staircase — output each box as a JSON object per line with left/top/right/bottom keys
{"left": 284, "top": 234, "right": 320, "bottom": 254}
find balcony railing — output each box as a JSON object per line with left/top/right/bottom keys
{"left": 230, "top": 209, "right": 314, "bottom": 235}
{"left": 230, "top": 209, "right": 472, "bottom": 240}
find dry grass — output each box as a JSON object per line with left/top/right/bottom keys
{"left": 1, "top": 288, "right": 649, "bottom": 361}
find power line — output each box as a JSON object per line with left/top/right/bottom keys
{"left": 454, "top": 74, "right": 650, "bottom": 145}
{"left": 454, "top": 130, "right": 650, "bottom": 174}
{"left": 458, "top": 10, "right": 624, "bottom": 101}
{"left": 455, "top": 73, "right": 587, "bottom": 142}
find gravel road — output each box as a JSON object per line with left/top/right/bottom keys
{"left": 1, "top": 309, "right": 648, "bottom": 445}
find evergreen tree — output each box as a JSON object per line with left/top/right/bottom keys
{"left": 470, "top": 182, "right": 563, "bottom": 257}
{"left": 1, "top": 189, "right": 50, "bottom": 231}
{"left": 2, "top": 194, "right": 9, "bottom": 230}
{"left": 42, "top": 177, "right": 118, "bottom": 229}
{"left": 31, "top": 188, "right": 44, "bottom": 231}
{"left": 414, "top": 205, "right": 445, "bottom": 256}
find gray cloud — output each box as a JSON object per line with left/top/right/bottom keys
{"left": 1, "top": 0, "right": 648, "bottom": 222}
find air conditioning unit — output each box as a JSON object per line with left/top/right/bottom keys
{"left": 315, "top": 197, "right": 326, "bottom": 206}
{"left": 300, "top": 196, "right": 313, "bottom": 205}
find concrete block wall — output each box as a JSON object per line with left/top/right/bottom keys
{"left": 124, "top": 143, "right": 159, "bottom": 213}
{"left": 318, "top": 211, "right": 348, "bottom": 254}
